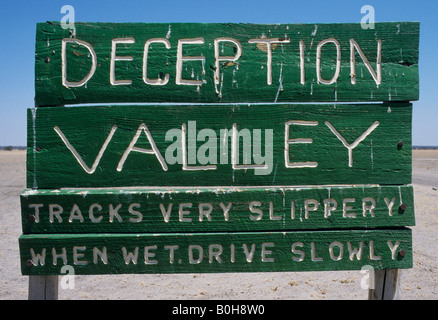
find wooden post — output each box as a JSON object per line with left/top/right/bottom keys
{"left": 28, "top": 275, "right": 58, "bottom": 300}
{"left": 369, "top": 269, "right": 400, "bottom": 300}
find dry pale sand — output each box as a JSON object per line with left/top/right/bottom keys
{"left": 0, "top": 149, "right": 437, "bottom": 300}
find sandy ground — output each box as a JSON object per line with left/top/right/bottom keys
{"left": 0, "top": 149, "right": 437, "bottom": 300}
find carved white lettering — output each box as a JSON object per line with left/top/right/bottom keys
{"left": 89, "top": 203, "right": 103, "bottom": 223}
{"left": 61, "top": 36, "right": 383, "bottom": 88}
{"left": 362, "top": 197, "right": 376, "bottom": 217}
{"left": 350, "top": 39, "right": 381, "bottom": 85}
{"left": 243, "top": 243, "right": 256, "bottom": 263}
{"left": 209, "top": 244, "right": 223, "bottom": 263}
{"left": 117, "top": 123, "right": 168, "bottom": 172}
{"left": 329, "top": 241, "right": 344, "bottom": 261}
{"left": 316, "top": 38, "right": 341, "bottom": 85}
{"left": 291, "top": 242, "right": 305, "bottom": 262}
{"left": 179, "top": 203, "right": 192, "bottom": 222}
{"left": 387, "top": 241, "right": 401, "bottom": 260}
{"left": 249, "top": 201, "right": 263, "bottom": 221}
{"left": 384, "top": 197, "right": 396, "bottom": 216}
{"left": 73, "top": 246, "right": 87, "bottom": 265}
{"left": 304, "top": 199, "right": 319, "bottom": 219}
{"left": 143, "top": 38, "right": 171, "bottom": 85}
{"left": 144, "top": 245, "right": 158, "bottom": 265}
{"left": 326, "top": 121, "right": 380, "bottom": 167}
{"left": 160, "top": 203, "right": 173, "bottom": 223}
{"left": 164, "top": 245, "right": 179, "bottom": 264}
{"left": 54, "top": 125, "right": 117, "bottom": 174}
{"left": 261, "top": 242, "right": 275, "bottom": 262}
{"left": 324, "top": 199, "right": 337, "bottom": 218}
{"left": 62, "top": 38, "right": 97, "bottom": 88}
{"left": 199, "top": 203, "right": 213, "bottom": 222}
{"left": 285, "top": 120, "right": 319, "bottom": 168}
{"left": 343, "top": 198, "right": 356, "bottom": 218}
{"left": 25, "top": 238, "right": 405, "bottom": 269}
{"left": 110, "top": 38, "right": 135, "bottom": 85}
{"left": 176, "top": 38, "right": 205, "bottom": 86}
{"left": 248, "top": 37, "right": 290, "bottom": 85}
{"left": 122, "top": 247, "right": 139, "bottom": 265}
{"left": 214, "top": 37, "right": 242, "bottom": 86}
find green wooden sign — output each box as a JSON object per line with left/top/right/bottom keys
{"left": 20, "top": 21, "right": 418, "bottom": 279}
{"left": 35, "top": 22, "right": 419, "bottom": 106}
{"left": 27, "top": 103, "right": 412, "bottom": 189}
{"left": 21, "top": 185, "right": 414, "bottom": 234}
{"left": 19, "top": 228, "right": 412, "bottom": 275}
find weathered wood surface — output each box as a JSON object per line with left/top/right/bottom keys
{"left": 35, "top": 22, "right": 419, "bottom": 106}
{"left": 27, "top": 103, "right": 412, "bottom": 189}
{"left": 369, "top": 269, "right": 400, "bottom": 300}
{"left": 28, "top": 275, "right": 58, "bottom": 300}
{"left": 21, "top": 185, "right": 414, "bottom": 234}
{"left": 19, "top": 228, "right": 412, "bottom": 275}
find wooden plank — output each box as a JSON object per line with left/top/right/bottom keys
{"left": 26, "top": 103, "right": 412, "bottom": 189}
{"left": 19, "top": 228, "right": 412, "bottom": 275}
{"left": 35, "top": 22, "right": 419, "bottom": 106}
{"left": 21, "top": 185, "right": 415, "bottom": 234}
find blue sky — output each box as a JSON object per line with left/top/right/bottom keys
{"left": 0, "top": 0, "right": 436, "bottom": 146}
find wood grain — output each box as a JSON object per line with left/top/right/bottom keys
{"left": 21, "top": 185, "right": 415, "bottom": 234}
{"left": 35, "top": 22, "right": 419, "bottom": 106}
{"left": 26, "top": 103, "right": 412, "bottom": 189}
{"left": 19, "top": 228, "right": 412, "bottom": 275}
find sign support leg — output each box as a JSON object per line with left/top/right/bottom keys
{"left": 28, "top": 275, "right": 58, "bottom": 300}
{"left": 369, "top": 269, "right": 400, "bottom": 300}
